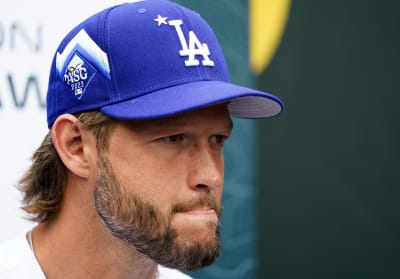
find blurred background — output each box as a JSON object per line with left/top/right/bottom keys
{"left": 257, "top": 1, "right": 400, "bottom": 278}
{"left": 1, "top": 0, "right": 399, "bottom": 278}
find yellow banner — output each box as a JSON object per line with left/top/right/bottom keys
{"left": 249, "top": 0, "right": 291, "bottom": 74}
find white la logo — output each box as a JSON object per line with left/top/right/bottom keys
{"left": 154, "top": 15, "right": 215, "bottom": 67}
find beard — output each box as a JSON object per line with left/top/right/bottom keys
{"left": 94, "top": 155, "right": 221, "bottom": 271}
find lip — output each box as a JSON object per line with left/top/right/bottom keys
{"left": 175, "top": 208, "right": 217, "bottom": 216}
{"left": 186, "top": 208, "right": 216, "bottom": 215}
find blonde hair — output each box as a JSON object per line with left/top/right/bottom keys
{"left": 18, "top": 111, "right": 115, "bottom": 222}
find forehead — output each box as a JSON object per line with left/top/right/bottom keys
{"left": 118, "top": 103, "right": 233, "bottom": 132}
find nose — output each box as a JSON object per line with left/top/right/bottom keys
{"left": 187, "top": 144, "right": 224, "bottom": 192}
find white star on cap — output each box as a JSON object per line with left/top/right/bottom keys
{"left": 154, "top": 14, "right": 168, "bottom": 26}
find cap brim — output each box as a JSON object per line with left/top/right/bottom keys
{"left": 101, "top": 80, "right": 283, "bottom": 120}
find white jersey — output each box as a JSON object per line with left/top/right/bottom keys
{"left": 0, "top": 231, "right": 192, "bottom": 279}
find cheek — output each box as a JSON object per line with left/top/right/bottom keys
{"left": 108, "top": 146, "right": 187, "bottom": 210}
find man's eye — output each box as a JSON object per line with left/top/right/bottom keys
{"left": 163, "top": 134, "right": 184, "bottom": 143}
{"left": 213, "top": 135, "right": 228, "bottom": 144}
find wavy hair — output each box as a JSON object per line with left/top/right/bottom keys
{"left": 18, "top": 111, "right": 115, "bottom": 222}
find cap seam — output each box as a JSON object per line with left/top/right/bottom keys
{"left": 104, "top": 5, "right": 122, "bottom": 103}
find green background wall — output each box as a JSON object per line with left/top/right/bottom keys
{"left": 258, "top": 0, "right": 400, "bottom": 278}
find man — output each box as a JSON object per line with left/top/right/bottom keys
{"left": 0, "top": 0, "right": 283, "bottom": 278}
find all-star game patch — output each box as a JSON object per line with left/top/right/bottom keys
{"left": 55, "top": 29, "right": 111, "bottom": 101}
{"left": 62, "top": 53, "right": 97, "bottom": 99}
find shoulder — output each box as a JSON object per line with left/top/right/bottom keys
{"left": 0, "top": 231, "right": 45, "bottom": 278}
{"left": 158, "top": 265, "right": 193, "bottom": 279}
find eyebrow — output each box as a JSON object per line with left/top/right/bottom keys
{"left": 151, "top": 119, "right": 234, "bottom": 134}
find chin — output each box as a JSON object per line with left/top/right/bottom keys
{"left": 174, "top": 218, "right": 219, "bottom": 241}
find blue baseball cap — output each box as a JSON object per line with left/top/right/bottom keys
{"left": 46, "top": 0, "right": 284, "bottom": 128}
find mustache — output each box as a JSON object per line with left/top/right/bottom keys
{"left": 170, "top": 195, "right": 222, "bottom": 217}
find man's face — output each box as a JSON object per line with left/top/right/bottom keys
{"left": 94, "top": 104, "right": 233, "bottom": 270}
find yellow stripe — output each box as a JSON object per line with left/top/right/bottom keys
{"left": 249, "top": 0, "right": 291, "bottom": 74}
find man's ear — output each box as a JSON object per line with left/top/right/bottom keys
{"left": 51, "top": 114, "right": 93, "bottom": 179}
